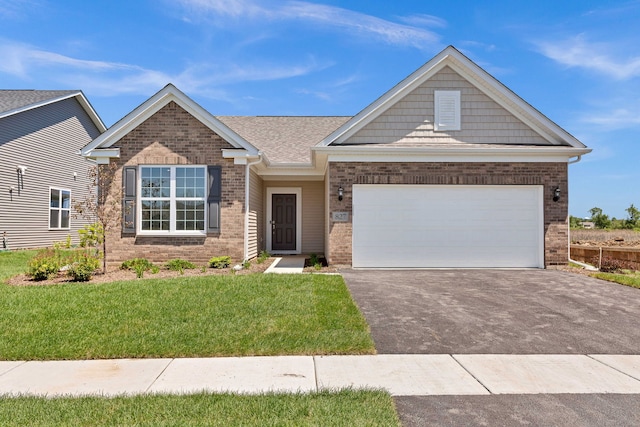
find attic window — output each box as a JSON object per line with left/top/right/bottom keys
{"left": 434, "top": 90, "right": 461, "bottom": 131}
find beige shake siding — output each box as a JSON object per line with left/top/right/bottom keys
{"left": 345, "top": 66, "right": 549, "bottom": 146}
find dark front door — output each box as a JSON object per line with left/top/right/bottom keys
{"left": 272, "top": 194, "right": 296, "bottom": 251}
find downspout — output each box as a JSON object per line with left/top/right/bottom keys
{"left": 566, "top": 153, "right": 596, "bottom": 268}
{"left": 568, "top": 155, "right": 582, "bottom": 164}
{"left": 244, "top": 153, "right": 263, "bottom": 262}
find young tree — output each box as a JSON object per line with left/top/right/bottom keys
{"left": 625, "top": 203, "right": 640, "bottom": 229}
{"left": 73, "top": 162, "right": 123, "bottom": 273}
{"left": 589, "top": 207, "right": 611, "bottom": 229}
{"left": 569, "top": 215, "right": 584, "bottom": 228}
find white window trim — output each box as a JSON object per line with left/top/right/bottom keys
{"left": 48, "top": 187, "right": 71, "bottom": 230}
{"left": 266, "top": 187, "right": 302, "bottom": 255}
{"left": 137, "top": 165, "right": 207, "bottom": 236}
{"left": 434, "top": 90, "right": 461, "bottom": 131}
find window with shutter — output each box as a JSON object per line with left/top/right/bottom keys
{"left": 434, "top": 90, "right": 461, "bottom": 131}
{"left": 122, "top": 165, "right": 215, "bottom": 235}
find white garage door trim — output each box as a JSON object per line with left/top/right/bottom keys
{"left": 352, "top": 184, "right": 544, "bottom": 268}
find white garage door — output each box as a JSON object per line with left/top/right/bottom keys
{"left": 352, "top": 185, "right": 544, "bottom": 268}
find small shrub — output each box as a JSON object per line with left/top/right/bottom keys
{"left": 166, "top": 259, "right": 196, "bottom": 272}
{"left": 53, "top": 235, "right": 72, "bottom": 249}
{"left": 67, "top": 253, "right": 100, "bottom": 282}
{"left": 592, "top": 255, "right": 635, "bottom": 273}
{"left": 78, "top": 222, "right": 104, "bottom": 248}
{"left": 26, "top": 250, "right": 60, "bottom": 281}
{"left": 309, "top": 253, "right": 323, "bottom": 270}
{"left": 209, "top": 256, "right": 231, "bottom": 269}
{"left": 242, "top": 260, "right": 251, "bottom": 269}
{"left": 256, "top": 250, "right": 270, "bottom": 264}
{"left": 121, "top": 258, "right": 156, "bottom": 279}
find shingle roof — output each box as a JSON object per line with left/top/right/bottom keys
{"left": 0, "top": 90, "right": 79, "bottom": 116}
{"left": 216, "top": 116, "right": 351, "bottom": 164}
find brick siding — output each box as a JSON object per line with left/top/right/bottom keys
{"left": 328, "top": 161, "right": 568, "bottom": 267}
{"left": 103, "top": 101, "right": 246, "bottom": 269}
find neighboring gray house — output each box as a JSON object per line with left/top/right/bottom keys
{"left": 0, "top": 90, "right": 106, "bottom": 249}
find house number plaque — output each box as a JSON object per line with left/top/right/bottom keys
{"left": 332, "top": 212, "right": 349, "bottom": 222}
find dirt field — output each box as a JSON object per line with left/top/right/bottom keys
{"left": 571, "top": 229, "right": 640, "bottom": 247}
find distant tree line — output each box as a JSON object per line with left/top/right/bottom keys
{"left": 570, "top": 204, "right": 640, "bottom": 230}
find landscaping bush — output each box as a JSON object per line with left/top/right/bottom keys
{"left": 209, "top": 256, "right": 231, "bottom": 269}
{"left": 256, "top": 250, "right": 270, "bottom": 264}
{"left": 67, "top": 253, "right": 101, "bottom": 282}
{"left": 310, "top": 253, "right": 322, "bottom": 270}
{"left": 26, "top": 250, "right": 61, "bottom": 281}
{"left": 78, "top": 222, "right": 104, "bottom": 248}
{"left": 165, "top": 259, "right": 197, "bottom": 274}
{"left": 592, "top": 255, "right": 635, "bottom": 273}
{"left": 121, "top": 258, "right": 158, "bottom": 278}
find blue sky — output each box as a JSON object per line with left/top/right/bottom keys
{"left": 1, "top": 0, "right": 638, "bottom": 219}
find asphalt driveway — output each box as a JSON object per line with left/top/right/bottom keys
{"left": 341, "top": 269, "right": 640, "bottom": 426}
{"left": 341, "top": 269, "right": 640, "bottom": 354}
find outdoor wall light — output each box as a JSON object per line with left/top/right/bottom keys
{"left": 338, "top": 186, "right": 344, "bottom": 201}
{"left": 553, "top": 186, "right": 561, "bottom": 202}
{"left": 16, "top": 165, "right": 27, "bottom": 176}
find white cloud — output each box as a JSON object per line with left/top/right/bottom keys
{"left": 581, "top": 108, "right": 640, "bottom": 129}
{"left": 175, "top": 0, "right": 441, "bottom": 48}
{"left": 0, "top": 0, "right": 42, "bottom": 19}
{"left": 397, "top": 13, "right": 447, "bottom": 29}
{"left": 535, "top": 35, "right": 640, "bottom": 80}
{"left": 0, "top": 39, "right": 328, "bottom": 97}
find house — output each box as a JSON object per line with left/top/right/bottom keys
{"left": 81, "top": 46, "right": 590, "bottom": 269}
{"left": 0, "top": 90, "right": 106, "bottom": 249}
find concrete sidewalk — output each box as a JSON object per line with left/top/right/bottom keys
{"left": 1, "top": 354, "right": 639, "bottom": 397}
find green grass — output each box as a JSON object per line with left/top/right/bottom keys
{"left": 0, "top": 251, "right": 393, "bottom": 425}
{"left": 0, "top": 250, "right": 37, "bottom": 282}
{"left": 0, "top": 390, "right": 401, "bottom": 427}
{"left": 591, "top": 271, "right": 640, "bottom": 289}
{"left": 0, "top": 274, "right": 374, "bottom": 360}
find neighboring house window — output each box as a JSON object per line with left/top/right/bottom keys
{"left": 434, "top": 90, "right": 461, "bottom": 131}
{"left": 140, "top": 166, "right": 206, "bottom": 233}
{"left": 49, "top": 188, "right": 71, "bottom": 229}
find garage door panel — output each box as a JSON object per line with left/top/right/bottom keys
{"left": 352, "top": 185, "right": 543, "bottom": 268}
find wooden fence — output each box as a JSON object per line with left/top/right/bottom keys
{"left": 570, "top": 245, "right": 640, "bottom": 270}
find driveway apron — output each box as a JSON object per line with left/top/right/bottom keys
{"left": 341, "top": 269, "right": 640, "bottom": 354}
{"left": 341, "top": 269, "right": 640, "bottom": 427}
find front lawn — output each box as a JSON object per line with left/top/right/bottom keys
{"left": 0, "top": 390, "right": 401, "bottom": 427}
{"left": 591, "top": 271, "right": 640, "bottom": 289}
{"left": 0, "top": 274, "right": 375, "bottom": 360}
{"left": 0, "top": 250, "right": 37, "bottom": 282}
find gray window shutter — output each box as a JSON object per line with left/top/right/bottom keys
{"left": 207, "top": 166, "right": 221, "bottom": 233}
{"left": 122, "top": 167, "right": 136, "bottom": 234}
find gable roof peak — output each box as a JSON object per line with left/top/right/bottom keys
{"left": 81, "top": 83, "right": 258, "bottom": 160}
{"left": 318, "top": 45, "right": 586, "bottom": 149}
{"left": 0, "top": 89, "right": 106, "bottom": 132}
